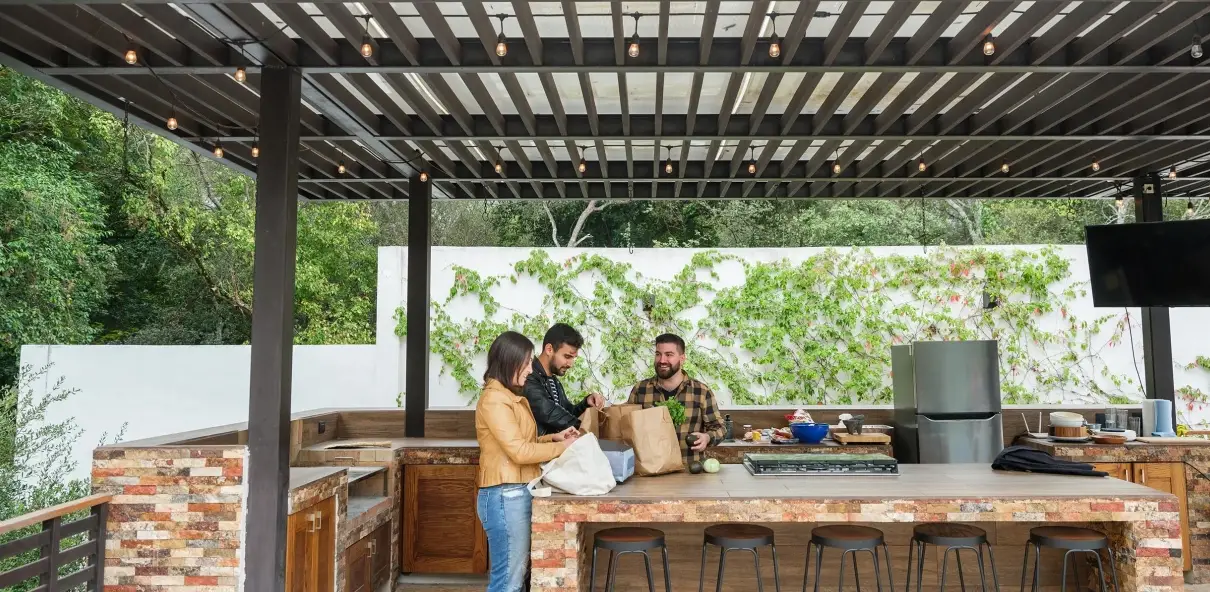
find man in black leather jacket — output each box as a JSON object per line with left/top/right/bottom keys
{"left": 522, "top": 323, "right": 605, "bottom": 436}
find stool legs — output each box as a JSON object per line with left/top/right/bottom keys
{"left": 700, "top": 543, "right": 781, "bottom": 592}
{"left": 661, "top": 546, "right": 672, "bottom": 592}
{"left": 1021, "top": 543, "right": 1119, "bottom": 592}
{"left": 593, "top": 549, "right": 664, "bottom": 592}
{"left": 715, "top": 549, "right": 728, "bottom": 592}
{"left": 803, "top": 542, "right": 890, "bottom": 592}
{"left": 907, "top": 542, "right": 996, "bottom": 592}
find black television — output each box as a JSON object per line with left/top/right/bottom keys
{"left": 1085, "top": 218, "right": 1210, "bottom": 307}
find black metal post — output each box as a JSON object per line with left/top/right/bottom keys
{"left": 404, "top": 176, "right": 433, "bottom": 437}
{"left": 245, "top": 65, "right": 302, "bottom": 592}
{"left": 1132, "top": 173, "right": 1177, "bottom": 427}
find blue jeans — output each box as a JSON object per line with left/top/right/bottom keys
{"left": 477, "top": 484, "right": 532, "bottom": 592}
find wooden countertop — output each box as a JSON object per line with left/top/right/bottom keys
{"left": 552, "top": 463, "right": 1171, "bottom": 501}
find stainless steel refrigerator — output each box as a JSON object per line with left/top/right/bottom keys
{"left": 892, "top": 340, "right": 1005, "bottom": 464}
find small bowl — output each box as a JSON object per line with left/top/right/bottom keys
{"left": 790, "top": 423, "right": 830, "bottom": 444}
{"left": 842, "top": 418, "right": 865, "bottom": 435}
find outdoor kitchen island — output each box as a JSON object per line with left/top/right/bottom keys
{"left": 530, "top": 463, "right": 1184, "bottom": 592}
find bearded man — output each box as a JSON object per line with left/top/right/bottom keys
{"left": 626, "top": 333, "right": 725, "bottom": 463}
{"left": 522, "top": 323, "right": 605, "bottom": 436}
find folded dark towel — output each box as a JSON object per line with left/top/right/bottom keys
{"left": 992, "top": 445, "right": 1108, "bottom": 477}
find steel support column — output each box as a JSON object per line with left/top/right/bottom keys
{"left": 404, "top": 177, "right": 432, "bottom": 437}
{"left": 1132, "top": 173, "right": 1176, "bottom": 427}
{"left": 244, "top": 65, "right": 302, "bottom": 592}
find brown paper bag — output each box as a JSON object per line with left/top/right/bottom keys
{"left": 578, "top": 407, "right": 601, "bottom": 437}
{"left": 620, "top": 406, "right": 685, "bottom": 476}
{"left": 601, "top": 404, "right": 641, "bottom": 441}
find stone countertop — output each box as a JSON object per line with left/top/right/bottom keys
{"left": 1018, "top": 436, "right": 1210, "bottom": 463}
{"left": 289, "top": 466, "right": 346, "bottom": 491}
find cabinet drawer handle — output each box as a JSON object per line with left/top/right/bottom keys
{"left": 1139, "top": 467, "right": 1145, "bottom": 483}
{"left": 308, "top": 513, "right": 317, "bottom": 533}
{"left": 369, "top": 540, "right": 376, "bottom": 555}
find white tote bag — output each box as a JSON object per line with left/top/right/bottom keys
{"left": 527, "top": 433, "right": 618, "bottom": 497}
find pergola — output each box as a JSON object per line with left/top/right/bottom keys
{"left": 0, "top": 0, "right": 1196, "bottom": 589}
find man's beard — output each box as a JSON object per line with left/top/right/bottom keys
{"left": 550, "top": 364, "right": 570, "bottom": 377}
{"left": 655, "top": 362, "right": 680, "bottom": 379}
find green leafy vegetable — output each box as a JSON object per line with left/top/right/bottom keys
{"left": 656, "top": 398, "right": 686, "bottom": 428}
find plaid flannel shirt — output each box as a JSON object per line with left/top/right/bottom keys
{"left": 626, "top": 375, "right": 725, "bottom": 464}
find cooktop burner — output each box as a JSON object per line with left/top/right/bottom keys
{"left": 742, "top": 453, "right": 899, "bottom": 476}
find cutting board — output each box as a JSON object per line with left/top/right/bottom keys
{"left": 832, "top": 432, "right": 892, "bottom": 445}
{"left": 1135, "top": 436, "right": 1210, "bottom": 445}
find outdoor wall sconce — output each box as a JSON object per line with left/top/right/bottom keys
{"left": 642, "top": 293, "right": 655, "bottom": 314}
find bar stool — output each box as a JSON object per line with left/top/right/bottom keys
{"left": 1020, "top": 526, "right": 1120, "bottom": 592}
{"left": 589, "top": 527, "right": 672, "bottom": 592}
{"left": 697, "top": 523, "right": 782, "bottom": 592}
{"left": 906, "top": 523, "right": 1000, "bottom": 592}
{"left": 802, "top": 525, "right": 893, "bottom": 592}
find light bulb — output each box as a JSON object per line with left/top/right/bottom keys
{"left": 628, "top": 34, "right": 640, "bottom": 58}
{"left": 1091, "top": 159, "right": 1101, "bottom": 172}
{"left": 1115, "top": 195, "right": 1123, "bottom": 208}
{"left": 124, "top": 49, "right": 137, "bottom": 65}
{"left": 832, "top": 161, "right": 841, "bottom": 175}
{"left": 494, "top": 160, "right": 503, "bottom": 174}
{"left": 234, "top": 66, "right": 247, "bottom": 83}
{"left": 748, "top": 161, "right": 757, "bottom": 175}
{"left": 1188, "top": 201, "right": 1195, "bottom": 216}
{"left": 1194, "top": 35, "right": 1204, "bottom": 59}
{"left": 213, "top": 143, "right": 224, "bottom": 159}
{"left": 496, "top": 33, "right": 507, "bottom": 57}
{"left": 983, "top": 35, "right": 995, "bottom": 57}
{"left": 251, "top": 145, "right": 259, "bottom": 159}
{"left": 1000, "top": 162, "right": 1010, "bottom": 174}
{"left": 166, "top": 116, "right": 178, "bottom": 131}
{"left": 918, "top": 160, "right": 927, "bottom": 173}
{"left": 419, "top": 171, "right": 429, "bottom": 182}
{"left": 338, "top": 161, "right": 346, "bottom": 175}
{"left": 1169, "top": 166, "right": 1177, "bottom": 180}
{"left": 665, "top": 161, "right": 673, "bottom": 174}
{"left": 578, "top": 158, "right": 587, "bottom": 174}
{"left": 360, "top": 39, "right": 373, "bottom": 58}
{"left": 768, "top": 35, "right": 781, "bottom": 59}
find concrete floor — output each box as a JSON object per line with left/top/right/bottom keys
{"left": 397, "top": 581, "right": 1210, "bottom": 591}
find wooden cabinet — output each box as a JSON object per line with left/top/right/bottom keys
{"left": 402, "top": 465, "right": 487, "bottom": 574}
{"left": 345, "top": 523, "right": 391, "bottom": 592}
{"left": 1091, "top": 462, "right": 1190, "bottom": 571}
{"left": 286, "top": 496, "right": 336, "bottom": 592}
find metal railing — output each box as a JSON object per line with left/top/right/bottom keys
{"left": 0, "top": 493, "right": 110, "bottom": 591}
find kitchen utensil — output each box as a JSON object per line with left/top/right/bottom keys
{"left": 789, "top": 423, "right": 830, "bottom": 444}
{"left": 1141, "top": 400, "right": 1157, "bottom": 438}
{"left": 1113, "top": 409, "right": 1130, "bottom": 430}
{"left": 1136, "top": 436, "right": 1210, "bottom": 445}
{"left": 1049, "top": 435, "right": 1093, "bottom": 443}
{"left": 1087, "top": 424, "right": 1101, "bottom": 434}
{"left": 1094, "top": 412, "right": 1107, "bottom": 426}
{"left": 1103, "top": 412, "right": 1118, "bottom": 430}
{"left": 843, "top": 417, "right": 865, "bottom": 434}
{"left": 1092, "top": 434, "right": 1127, "bottom": 445}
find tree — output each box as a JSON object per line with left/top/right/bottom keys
{"left": 543, "top": 200, "right": 609, "bottom": 247}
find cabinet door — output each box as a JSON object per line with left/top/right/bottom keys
{"left": 370, "top": 523, "right": 391, "bottom": 588}
{"left": 312, "top": 496, "right": 337, "bottom": 592}
{"left": 344, "top": 538, "right": 369, "bottom": 592}
{"left": 1092, "top": 462, "right": 1131, "bottom": 481}
{"left": 1133, "top": 463, "right": 1191, "bottom": 572}
{"left": 403, "top": 465, "right": 488, "bottom": 574}
{"left": 285, "top": 510, "right": 314, "bottom": 592}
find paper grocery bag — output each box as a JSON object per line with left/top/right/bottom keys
{"left": 620, "top": 406, "right": 684, "bottom": 476}
{"left": 601, "top": 404, "right": 641, "bottom": 441}
{"left": 578, "top": 407, "right": 601, "bottom": 437}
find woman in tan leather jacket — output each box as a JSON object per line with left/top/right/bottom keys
{"left": 476, "top": 331, "right": 578, "bottom": 592}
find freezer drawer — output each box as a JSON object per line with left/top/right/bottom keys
{"left": 911, "top": 340, "right": 1002, "bottom": 415}
{"left": 917, "top": 415, "right": 1004, "bottom": 463}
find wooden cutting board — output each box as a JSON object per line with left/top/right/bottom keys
{"left": 832, "top": 432, "right": 892, "bottom": 445}
{"left": 1135, "top": 436, "right": 1210, "bottom": 445}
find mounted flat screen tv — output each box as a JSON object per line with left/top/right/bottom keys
{"left": 1085, "top": 218, "right": 1210, "bottom": 307}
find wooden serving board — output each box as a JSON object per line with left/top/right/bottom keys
{"left": 1135, "top": 436, "right": 1210, "bottom": 445}
{"left": 832, "top": 432, "right": 892, "bottom": 445}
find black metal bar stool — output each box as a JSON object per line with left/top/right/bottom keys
{"left": 697, "top": 523, "right": 782, "bottom": 592}
{"left": 802, "top": 525, "right": 893, "bottom": 592}
{"left": 906, "top": 523, "right": 1000, "bottom": 592}
{"left": 589, "top": 527, "right": 672, "bottom": 592}
{"left": 1019, "top": 526, "right": 1120, "bottom": 592}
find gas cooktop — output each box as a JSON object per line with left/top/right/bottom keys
{"left": 742, "top": 453, "right": 899, "bottom": 476}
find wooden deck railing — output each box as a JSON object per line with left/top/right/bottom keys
{"left": 0, "top": 493, "right": 110, "bottom": 591}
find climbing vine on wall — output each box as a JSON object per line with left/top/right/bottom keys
{"left": 396, "top": 247, "right": 1145, "bottom": 405}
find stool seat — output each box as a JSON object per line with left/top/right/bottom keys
{"left": 811, "top": 525, "right": 884, "bottom": 550}
{"left": 913, "top": 523, "right": 989, "bottom": 546}
{"left": 591, "top": 527, "right": 671, "bottom": 592}
{"left": 704, "top": 524, "right": 775, "bottom": 548}
{"left": 802, "top": 525, "right": 892, "bottom": 592}
{"left": 1028, "top": 526, "right": 1107, "bottom": 551}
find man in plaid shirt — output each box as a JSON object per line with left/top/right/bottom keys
{"left": 626, "top": 333, "right": 725, "bottom": 463}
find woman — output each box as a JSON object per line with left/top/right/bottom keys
{"left": 476, "top": 331, "right": 577, "bottom": 592}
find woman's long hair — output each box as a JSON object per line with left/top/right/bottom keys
{"left": 483, "top": 331, "right": 534, "bottom": 390}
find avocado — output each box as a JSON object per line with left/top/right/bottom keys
{"left": 689, "top": 461, "right": 704, "bottom": 474}
{"left": 685, "top": 433, "right": 699, "bottom": 448}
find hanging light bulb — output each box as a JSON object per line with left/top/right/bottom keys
{"left": 251, "top": 144, "right": 260, "bottom": 159}
{"left": 1091, "top": 159, "right": 1101, "bottom": 172}
{"left": 494, "top": 159, "right": 503, "bottom": 174}
{"left": 124, "top": 48, "right": 138, "bottom": 65}
{"left": 578, "top": 157, "right": 587, "bottom": 174}
{"left": 918, "top": 159, "right": 927, "bottom": 173}
{"left": 665, "top": 160, "right": 673, "bottom": 175}
{"left": 234, "top": 66, "right": 247, "bottom": 83}
{"left": 360, "top": 15, "right": 374, "bottom": 58}
{"left": 983, "top": 34, "right": 996, "bottom": 57}
{"left": 1115, "top": 195, "right": 1123, "bottom": 209}
{"left": 832, "top": 161, "right": 842, "bottom": 175}
{"left": 1000, "top": 162, "right": 1010, "bottom": 174}
{"left": 495, "top": 15, "right": 508, "bottom": 57}
{"left": 767, "top": 12, "right": 781, "bottom": 59}
{"left": 338, "top": 161, "right": 347, "bottom": 175}
{"left": 627, "top": 13, "right": 641, "bottom": 58}
{"left": 419, "top": 170, "right": 429, "bottom": 183}
{"left": 213, "top": 141, "right": 224, "bottom": 159}
{"left": 1188, "top": 201, "right": 1196, "bottom": 216}
{"left": 1193, "top": 35, "right": 1204, "bottom": 59}
{"left": 165, "top": 114, "right": 178, "bottom": 131}
{"left": 1169, "top": 166, "right": 1178, "bottom": 180}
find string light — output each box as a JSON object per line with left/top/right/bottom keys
{"left": 1168, "top": 166, "right": 1177, "bottom": 180}
{"left": 495, "top": 15, "right": 508, "bottom": 57}
{"left": 359, "top": 15, "right": 374, "bottom": 58}
{"left": 663, "top": 146, "right": 674, "bottom": 175}
{"left": 1193, "top": 35, "right": 1204, "bottom": 59}
{"left": 831, "top": 148, "right": 841, "bottom": 175}
{"left": 747, "top": 146, "right": 757, "bottom": 175}
{"left": 1091, "top": 158, "right": 1101, "bottom": 172}
{"left": 124, "top": 48, "right": 138, "bottom": 65}
{"left": 1000, "top": 162, "right": 1010, "bottom": 174}
{"left": 251, "top": 144, "right": 259, "bottom": 159}
{"left": 165, "top": 111, "right": 178, "bottom": 131}
{"left": 234, "top": 66, "right": 247, "bottom": 83}
{"left": 1115, "top": 195, "right": 1123, "bottom": 209}
{"left": 419, "top": 170, "right": 429, "bottom": 183}
{"left": 767, "top": 13, "right": 781, "bottom": 59}
{"left": 338, "top": 161, "right": 346, "bottom": 175}
{"left": 213, "top": 141, "right": 224, "bottom": 159}
{"left": 577, "top": 145, "right": 587, "bottom": 174}
{"left": 983, "top": 34, "right": 996, "bottom": 57}
{"left": 494, "top": 159, "right": 504, "bottom": 174}
{"left": 1188, "top": 201, "right": 1196, "bottom": 217}
{"left": 627, "top": 13, "right": 641, "bottom": 58}
{"left": 917, "top": 159, "right": 927, "bottom": 173}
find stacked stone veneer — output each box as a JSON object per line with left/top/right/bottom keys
{"left": 92, "top": 445, "right": 247, "bottom": 592}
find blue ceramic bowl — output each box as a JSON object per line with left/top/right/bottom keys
{"left": 789, "top": 423, "right": 829, "bottom": 444}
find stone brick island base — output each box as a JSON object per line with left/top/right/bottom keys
{"left": 529, "top": 465, "right": 1183, "bottom": 592}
